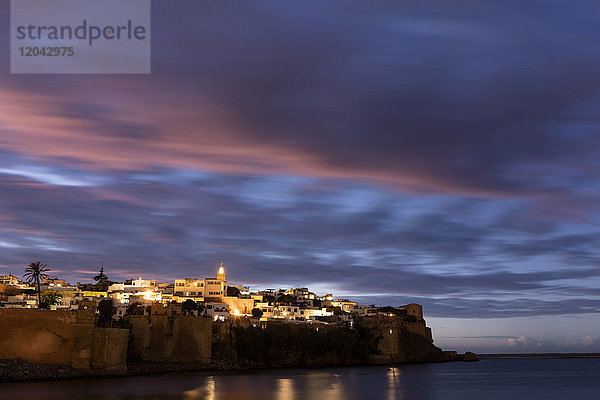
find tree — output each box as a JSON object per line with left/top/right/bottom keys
{"left": 226, "top": 286, "right": 241, "bottom": 297}
{"left": 329, "top": 306, "right": 344, "bottom": 316}
{"left": 97, "top": 299, "right": 116, "bottom": 327}
{"left": 127, "top": 302, "right": 145, "bottom": 315}
{"left": 39, "top": 291, "right": 62, "bottom": 310}
{"left": 276, "top": 294, "right": 294, "bottom": 304}
{"left": 251, "top": 308, "right": 263, "bottom": 319}
{"left": 182, "top": 299, "right": 198, "bottom": 316}
{"left": 93, "top": 266, "right": 110, "bottom": 292}
{"left": 263, "top": 294, "right": 276, "bottom": 304}
{"left": 23, "top": 262, "right": 51, "bottom": 308}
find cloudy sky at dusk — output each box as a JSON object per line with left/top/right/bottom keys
{"left": 1, "top": 0, "right": 600, "bottom": 352}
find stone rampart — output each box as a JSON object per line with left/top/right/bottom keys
{"left": 0, "top": 308, "right": 128, "bottom": 373}
{"left": 1, "top": 305, "right": 448, "bottom": 382}
{"left": 91, "top": 328, "right": 129, "bottom": 372}
{"left": 126, "top": 315, "right": 212, "bottom": 365}
{"left": 404, "top": 321, "right": 431, "bottom": 340}
{"left": 0, "top": 309, "right": 77, "bottom": 365}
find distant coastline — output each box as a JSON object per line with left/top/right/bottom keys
{"left": 479, "top": 353, "right": 600, "bottom": 359}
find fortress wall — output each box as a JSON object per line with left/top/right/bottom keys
{"left": 172, "top": 316, "right": 212, "bottom": 363}
{"left": 1, "top": 307, "right": 441, "bottom": 374}
{"left": 0, "top": 309, "right": 77, "bottom": 365}
{"left": 91, "top": 328, "right": 129, "bottom": 371}
{"left": 361, "top": 316, "right": 437, "bottom": 363}
{"left": 0, "top": 308, "right": 128, "bottom": 372}
{"left": 404, "top": 304, "right": 423, "bottom": 320}
{"left": 71, "top": 307, "right": 96, "bottom": 369}
{"left": 211, "top": 320, "right": 235, "bottom": 363}
{"left": 376, "top": 321, "right": 403, "bottom": 358}
{"left": 212, "top": 320, "right": 231, "bottom": 341}
{"left": 364, "top": 318, "right": 405, "bottom": 364}
{"left": 404, "top": 321, "right": 430, "bottom": 339}
{"left": 126, "top": 315, "right": 212, "bottom": 365}
{"left": 125, "top": 315, "right": 152, "bottom": 360}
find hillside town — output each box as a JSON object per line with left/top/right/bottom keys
{"left": 0, "top": 260, "right": 469, "bottom": 385}
{"left": 0, "top": 262, "right": 426, "bottom": 326}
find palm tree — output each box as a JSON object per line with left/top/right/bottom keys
{"left": 23, "top": 262, "right": 51, "bottom": 308}
{"left": 40, "top": 291, "right": 62, "bottom": 310}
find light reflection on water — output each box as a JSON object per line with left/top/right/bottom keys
{"left": 276, "top": 378, "right": 293, "bottom": 400}
{"left": 0, "top": 365, "right": 427, "bottom": 400}
{"left": 1, "top": 359, "right": 600, "bottom": 400}
{"left": 387, "top": 367, "right": 401, "bottom": 400}
{"left": 182, "top": 376, "right": 215, "bottom": 400}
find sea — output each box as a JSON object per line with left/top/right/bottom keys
{"left": 1, "top": 357, "right": 599, "bottom": 399}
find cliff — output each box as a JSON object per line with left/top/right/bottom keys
{"left": 209, "top": 317, "right": 449, "bottom": 369}
{"left": 404, "top": 331, "right": 447, "bottom": 363}
{"left": 220, "top": 322, "right": 375, "bottom": 368}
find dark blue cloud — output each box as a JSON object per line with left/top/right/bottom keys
{"left": 0, "top": 164, "right": 599, "bottom": 321}
{"left": 1, "top": 1, "right": 600, "bottom": 351}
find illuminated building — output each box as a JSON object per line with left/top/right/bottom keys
{"left": 174, "top": 261, "right": 228, "bottom": 302}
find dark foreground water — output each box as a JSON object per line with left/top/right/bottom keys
{"left": 1, "top": 358, "right": 599, "bottom": 400}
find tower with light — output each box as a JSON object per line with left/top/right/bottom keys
{"left": 217, "top": 261, "right": 226, "bottom": 281}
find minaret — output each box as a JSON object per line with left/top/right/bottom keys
{"left": 217, "top": 261, "right": 226, "bottom": 281}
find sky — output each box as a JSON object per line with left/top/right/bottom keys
{"left": 1, "top": 0, "right": 600, "bottom": 353}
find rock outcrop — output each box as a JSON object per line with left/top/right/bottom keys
{"left": 460, "top": 351, "right": 480, "bottom": 362}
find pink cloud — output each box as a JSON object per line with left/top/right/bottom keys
{"left": 566, "top": 336, "right": 599, "bottom": 347}
{"left": 0, "top": 79, "right": 517, "bottom": 198}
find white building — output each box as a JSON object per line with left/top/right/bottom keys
{"left": 174, "top": 262, "right": 228, "bottom": 301}
{"left": 255, "top": 303, "right": 334, "bottom": 322}
{"left": 204, "top": 302, "right": 229, "bottom": 321}
{"left": 3, "top": 294, "right": 38, "bottom": 308}
{"left": 108, "top": 277, "right": 157, "bottom": 294}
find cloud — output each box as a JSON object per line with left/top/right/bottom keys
{"left": 508, "top": 336, "right": 541, "bottom": 347}
{"left": 582, "top": 336, "right": 598, "bottom": 346}
{"left": 1, "top": 0, "right": 600, "bottom": 328}
{"left": 0, "top": 168, "right": 599, "bottom": 318}
{"left": 1, "top": 0, "right": 600, "bottom": 201}
{"left": 566, "top": 336, "right": 599, "bottom": 348}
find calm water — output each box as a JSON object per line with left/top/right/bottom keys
{"left": 1, "top": 358, "right": 599, "bottom": 400}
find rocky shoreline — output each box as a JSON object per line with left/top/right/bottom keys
{"left": 0, "top": 359, "right": 88, "bottom": 384}
{"left": 0, "top": 352, "right": 478, "bottom": 384}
